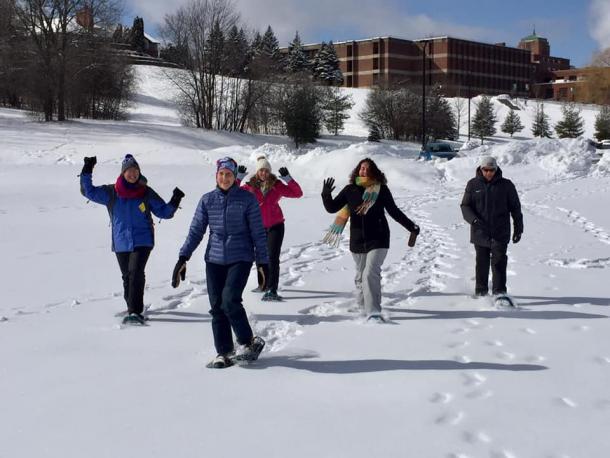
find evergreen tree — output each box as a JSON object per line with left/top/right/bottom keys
{"left": 426, "top": 87, "right": 457, "bottom": 141}
{"left": 260, "top": 26, "right": 280, "bottom": 61}
{"left": 280, "top": 82, "right": 322, "bottom": 147}
{"left": 531, "top": 103, "right": 553, "bottom": 138}
{"left": 595, "top": 105, "right": 610, "bottom": 141}
{"left": 286, "top": 31, "right": 309, "bottom": 73}
{"left": 471, "top": 95, "right": 497, "bottom": 144}
{"left": 131, "top": 17, "right": 145, "bottom": 53}
{"left": 555, "top": 103, "right": 585, "bottom": 138}
{"left": 367, "top": 124, "right": 381, "bottom": 142}
{"left": 501, "top": 109, "right": 524, "bottom": 137}
{"left": 224, "top": 25, "right": 249, "bottom": 76}
{"left": 312, "top": 41, "right": 343, "bottom": 85}
{"left": 321, "top": 87, "right": 353, "bottom": 135}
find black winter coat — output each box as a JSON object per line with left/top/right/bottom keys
{"left": 322, "top": 184, "right": 417, "bottom": 253}
{"left": 460, "top": 167, "right": 523, "bottom": 247}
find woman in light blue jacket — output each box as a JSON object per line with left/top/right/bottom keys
{"left": 172, "top": 157, "right": 268, "bottom": 369}
{"left": 80, "top": 154, "right": 184, "bottom": 325}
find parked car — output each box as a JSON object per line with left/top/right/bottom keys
{"left": 419, "top": 142, "right": 458, "bottom": 160}
{"left": 601, "top": 139, "right": 610, "bottom": 149}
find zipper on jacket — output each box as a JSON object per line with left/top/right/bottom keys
{"left": 223, "top": 193, "right": 228, "bottom": 264}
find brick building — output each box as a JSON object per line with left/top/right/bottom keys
{"left": 291, "top": 32, "right": 575, "bottom": 99}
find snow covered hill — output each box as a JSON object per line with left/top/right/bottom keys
{"left": 1, "top": 65, "right": 610, "bottom": 458}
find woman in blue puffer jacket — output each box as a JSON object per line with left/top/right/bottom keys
{"left": 80, "top": 154, "right": 184, "bottom": 325}
{"left": 171, "top": 157, "right": 269, "bottom": 369}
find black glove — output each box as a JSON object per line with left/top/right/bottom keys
{"left": 238, "top": 165, "right": 247, "bottom": 174}
{"left": 411, "top": 225, "right": 420, "bottom": 235}
{"left": 257, "top": 263, "right": 269, "bottom": 291}
{"left": 172, "top": 256, "right": 188, "bottom": 288}
{"left": 82, "top": 156, "right": 97, "bottom": 175}
{"left": 169, "top": 187, "right": 185, "bottom": 208}
{"left": 512, "top": 232, "right": 521, "bottom": 244}
{"left": 278, "top": 167, "right": 289, "bottom": 177}
{"left": 322, "top": 177, "right": 335, "bottom": 195}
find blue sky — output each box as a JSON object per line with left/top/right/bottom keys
{"left": 124, "top": 0, "right": 609, "bottom": 67}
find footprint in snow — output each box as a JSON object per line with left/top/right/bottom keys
{"left": 454, "top": 355, "right": 472, "bottom": 363}
{"left": 572, "top": 325, "right": 590, "bottom": 332}
{"left": 525, "top": 355, "right": 547, "bottom": 363}
{"left": 521, "top": 327, "right": 537, "bottom": 335}
{"left": 462, "top": 372, "right": 486, "bottom": 387}
{"left": 595, "top": 356, "right": 610, "bottom": 365}
{"left": 462, "top": 430, "right": 492, "bottom": 444}
{"left": 490, "top": 450, "right": 517, "bottom": 458}
{"left": 496, "top": 351, "right": 515, "bottom": 361}
{"left": 0, "top": 316, "right": 8, "bottom": 322}
{"left": 430, "top": 392, "right": 453, "bottom": 404}
{"left": 486, "top": 340, "right": 504, "bottom": 347}
{"left": 447, "top": 341, "right": 470, "bottom": 349}
{"left": 435, "top": 411, "right": 464, "bottom": 426}
{"left": 465, "top": 389, "right": 494, "bottom": 400}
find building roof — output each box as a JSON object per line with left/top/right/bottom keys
{"left": 143, "top": 32, "right": 160, "bottom": 44}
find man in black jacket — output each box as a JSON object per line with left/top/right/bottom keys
{"left": 460, "top": 156, "right": 523, "bottom": 297}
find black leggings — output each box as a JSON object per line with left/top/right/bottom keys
{"left": 116, "top": 246, "right": 152, "bottom": 314}
{"left": 475, "top": 243, "right": 507, "bottom": 295}
{"left": 258, "top": 223, "right": 285, "bottom": 292}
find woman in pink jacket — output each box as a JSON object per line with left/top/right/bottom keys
{"left": 238, "top": 156, "right": 303, "bottom": 301}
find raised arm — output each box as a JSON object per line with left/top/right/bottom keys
{"left": 79, "top": 156, "right": 111, "bottom": 206}
{"left": 148, "top": 187, "right": 184, "bottom": 219}
{"left": 321, "top": 178, "right": 348, "bottom": 213}
{"left": 277, "top": 167, "right": 303, "bottom": 198}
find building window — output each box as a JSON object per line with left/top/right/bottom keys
{"left": 347, "top": 45, "right": 353, "bottom": 57}
{"left": 373, "top": 42, "right": 379, "bottom": 54}
{"left": 347, "top": 75, "right": 353, "bottom": 87}
{"left": 373, "top": 58, "right": 379, "bottom": 70}
{"left": 373, "top": 74, "right": 379, "bottom": 85}
{"left": 347, "top": 61, "right": 353, "bottom": 72}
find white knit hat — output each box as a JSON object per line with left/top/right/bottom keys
{"left": 480, "top": 156, "right": 497, "bottom": 169}
{"left": 256, "top": 156, "right": 272, "bottom": 172}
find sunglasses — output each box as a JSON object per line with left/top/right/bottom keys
{"left": 481, "top": 167, "right": 496, "bottom": 173}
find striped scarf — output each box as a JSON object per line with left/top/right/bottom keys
{"left": 322, "top": 176, "right": 380, "bottom": 248}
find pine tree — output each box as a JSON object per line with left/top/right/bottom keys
{"left": 321, "top": 87, "right": 353, "bottom": 135}
{"left": 280, "top": 82, "right": 322, "bottom": 147}
{"left": 131, "top": 17, "right": 145, "bottom": 53}
{"left": 425, "top": 87, "right": 457, "bottom": 141}
{"left": 260, "top": 26, "right": 280, "bottom": 61}
{"left": 531, "top": 103, "right": 553, "bottom": 138}
{"left": 501, "top": 109, "right": 524, "bottom": 137}
{"left": 368, "top": 125, "right": 381, "bottom": 142}
{"left": 595, "top": 105, "right": 610, "bottom": 141}
{"left": 286, "top": 31, "right": 309, "bottom": 73}
{"left": 471, "top": 95, "right": 497, "bottom": 144}
{"left": 313, "top": 41, "right": 343, "bottom": 85}
{"left": 555, "top": 103, "right": 585, "bottom": 138}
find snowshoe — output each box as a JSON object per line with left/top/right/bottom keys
{"left": 121, "top": 313, "right": 147, "bottom": 326}
{"left": 251, "top": 286, "right": 265, "bottom": 293}
{"left": 115, "top": 310, "right": 150, "bottom": 321}
{"left": 494, "top": 295, "right": 516, "bottom": 308}
{"left": 205, "top": 354, "right": 234, "bottom": 369}
{"left": 261, "top": 290, "right": 284, "bottom": 302}
{"left": 231, "top": 336, "right": 265, "bottom": 364}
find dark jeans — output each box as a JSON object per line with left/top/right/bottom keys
{"left": 116, "top": 246, "right": 152, "bottom": 314}
{"left": 257, "top": 222, "right": 285, "bottom": 292}
{"left": 206, "top": 261, "right": 254, "bottom": 355}
{"left": 474, "top": 243, "right": 508, "bottom": 295}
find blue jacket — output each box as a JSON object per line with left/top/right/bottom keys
{"left": 80, "top": 173, "right": 177, "bottom": 252}
{"left": 179, "top": 185, "right": 269, "bottom": 265}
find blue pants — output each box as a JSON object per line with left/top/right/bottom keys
{"left": 206, "top": 261, "right": 254, "bottom": 355}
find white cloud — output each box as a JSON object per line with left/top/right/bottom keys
{"left": 590, "top": 0, "right": 610, "bottom": 49}
{"left": 126, "top": 0, "right": 492, "bottom": 45}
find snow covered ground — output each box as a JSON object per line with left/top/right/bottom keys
{"left": 1, "top": 66, "right": 610, "bottom": 458}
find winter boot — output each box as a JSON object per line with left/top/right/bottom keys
{"left": 262, "top": 290, "right": 283, "bottom": 302}
{"left": 122, "top": 312, "right": 146, "bottom": 326}
{"left": 206, "top": 354, "right": 234, "bottom": 369}
{"left": 231, "top": 336, "right": 266, "bottom": 363}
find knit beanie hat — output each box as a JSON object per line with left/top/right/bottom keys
{"left": 480, "top": 156, "right": 497, "bottom": 169}
{"left": 216, "top": 156, "right": 238, "bottom": 176}
{"left": 121, "top": 154, "right": 140, "bottom": 173}
{"left": 256, "top": 156, "right": 272, "bottom": 172}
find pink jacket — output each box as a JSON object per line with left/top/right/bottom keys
{"left": 242, "top": 178, "right": 303, "bottom": 228}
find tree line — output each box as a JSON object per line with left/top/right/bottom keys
{"left": 0, "top": 0, "right": 134, "bottom": 121}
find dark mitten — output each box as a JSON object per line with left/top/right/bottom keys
{"left": 237, "top": 165, "right": 247, "bottom": 174}
{"left": 278, "top": 167, "right": 289, "bottom": 177}
{"left": 512, "top": 232, "right": 521, "bottom": 244}
{"left": 170, "top": 187, "right": 185, "bottom": 208}
{"left": 408, "top": 225, "right": 419, "bottom": 247}
{"left": 322, "top": 177, "right": 335, "bottom": 195}
{"left": 82, "top": 156, "right": 97, "bottom": 175}
{"left": 257, "top": 263, "right": 269, "bottom": 291}
{"left": 172, "top": 256, "right": 188, "bottom": 288}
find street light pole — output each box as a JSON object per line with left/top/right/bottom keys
{"left": 422, "top": 40, "right": 430, "bottom": 150}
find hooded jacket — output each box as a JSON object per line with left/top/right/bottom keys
{"left": 80, "top": 173, "right": 177, "bottom": 252}
{"left": 179, "top": 184, "right": 269, "bottom": 265}
{"left": 460, "top": 166, "right": 523, "bottom": 247}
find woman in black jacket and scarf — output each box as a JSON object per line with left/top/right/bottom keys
{"left": 321, "top": 158, "right": 419, "bottom": 322}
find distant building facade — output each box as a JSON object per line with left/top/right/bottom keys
{"left": 289, "top": 32, "right": 574, "bottom": 99}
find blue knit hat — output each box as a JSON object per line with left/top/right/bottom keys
{"left": 216, "top": 157, "right": 237, "bottom": 176}
{"left": 121, "top": 154, "right": 140, "bottom": 173}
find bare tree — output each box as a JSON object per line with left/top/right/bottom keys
{"left": 452, "top": 96, "right": 466, "bottom": 138}
{"left": 14, "top": 0, "right": 122, "bottom": 121}
{"left": 591, "top": 47, "right": 610, "bottom": 67}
